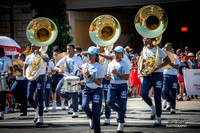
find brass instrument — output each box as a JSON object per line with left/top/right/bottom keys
{"left": 163, "top": 51, "right": 175, "bottom": 69}
{"left": 26, "top": 17, "right": 58, "bottom": 81}
{"left": 89, "top": 15, "right": 121, "bottom": 71}
{"left": 135, "top": 5, "right": 168, "bottom": 76}
{"left": 26, "top": 17, "right": 58, "bottom": 47}
{"left": 89, "top": 15, "right": 121, "bottom": 47}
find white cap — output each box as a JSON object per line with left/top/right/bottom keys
{"left": 112, "top": 46, "right": 125, "bottom": 54}
{"left": 86, "top": 46, "right": 99, "bottom": 55}
{"left": 188, "top": 52, "right": 194, "bottom": 57}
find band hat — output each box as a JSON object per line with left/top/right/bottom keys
{"left": 86, "top": 46, "right": 99, "bottom": 55}
{"left": 187, "top": 52, "right": 194, "bottom": 57}
{"left": 112, "top": 46, "right": 125, "bottom": 54}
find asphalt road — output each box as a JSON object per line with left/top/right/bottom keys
{"left": 0, "top": 97, "right": 200, "bottom": 133}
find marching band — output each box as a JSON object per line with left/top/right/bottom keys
{"left": 0, "top": 4, "right": 193, "bottom": 133}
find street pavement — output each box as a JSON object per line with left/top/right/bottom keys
{"left": 0, "top": 97, "right": 200, "bottom": 133}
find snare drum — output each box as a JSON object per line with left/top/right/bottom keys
{"left": 0, "top": 75, "right": 9, "bottom": 92}
{"left": 61, "top": 76, "right": 81, "bottom": 93}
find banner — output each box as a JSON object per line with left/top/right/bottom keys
{"left": 183, "top": 69, "right": 200, "bottom": 96}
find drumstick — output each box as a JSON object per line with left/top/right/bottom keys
{"left": 83, "top": 61, "right": 89, "bottom": 78}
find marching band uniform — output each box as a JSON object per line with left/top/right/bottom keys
{"left": 0, "top": 48, "right": 12, "bottom": 119}
{"left": 11, "top": 54, "right": 28, "bottom": 116}
{"left": 163, "top": 53, "right": 179, "bottom": 113}
{"left": 106, "top": 46, "right": 130, "bottom": 132}
{"left": 55, "top": 45, "right": 83, "bottom": 118}
{"left": 98, "top": 46, "right": 111, "bottom": 126}
{"left": 44, "top": 60, "right": 55, "bottom": 112}
{"left": 24, "top": 45, "right": 49, "bottom": 125}
{"left": 81, "top": 46, "right": 104, "bottom": 133}
{"left": 139, "top": 38, "right": 170, "bottom": 126}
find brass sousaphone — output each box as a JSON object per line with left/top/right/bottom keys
{"left": 134, "top": 5, "right": 168, "bottom": 76}
{"left": 26, "top": 17, "right": 58, "bottom": 81}
{"left": 89, "top": 15, "right": 121, "bottom": 67}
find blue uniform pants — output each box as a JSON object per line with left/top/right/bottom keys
{"left": 11, "top": 80, "right": 28, "bottom": 113}
{"left": 82, "top": 86, "right": 102, "bottom": 133}
{"left": 44, "top": 77, "right": 52, "bottom": 107}
{"left": 107, "top": 83, "right": 128, "bottom": 123}
{"left": 163, "top": 74, "right": 178, "bottom": 109}
{"left": 141, "top": 72, "right": 163, "bottom": 117}
{"left": 27, "top": 74, "right": 46, "bottom": 116}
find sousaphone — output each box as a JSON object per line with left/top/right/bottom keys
{"left": 89, "top": 15, "right": 121, "bottom": 68}
{"left": 26, "top": 17, "right": 58, "bottom": 81}
{"left": 135, "top": 5, "right": 168, "bottom": 76}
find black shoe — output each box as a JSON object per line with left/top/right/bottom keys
{"left": 103, "top": 123, "right": 111, "bottom": 126}
{"left": 166, "top": 107, "right": 171, "bottom": 111}
{"left": 154, "top": 123, "right": 162, "bottom": 127}
{"left": 34, "top": 118, "right": 38, "bottom": 123}
{"left": 117, "top": 131, "right": 124, "bottom": 133}
{"left": 150, "top": 114, "right": 155, "bottom": 120}
{"left": 20, "top": 112, "right": 27, "bottom": 116}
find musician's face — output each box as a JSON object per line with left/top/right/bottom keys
{"left": 67, "top": 46, "right": 74, "bottom": 55}
{"left": 164, "top": 44, "right": 171, "bottom": 51}
{"left": 142, "top": 37, "right": 152, "bottom": 47}
{"left": 53, "top": 52, "right": 59, "bottom": 59}
{"left": 87, "top": 54, "right": 96, "bottom": 62}
{"left": 97, "top": 45, "right": 105, "bottom": 53}
{"left": 31, "top": 44, "right": 40, "bottom": 52}
{"left": 18, "top": 54, "right": 25, "bottom": 61}
{"left": 114, "top": 52, "right": 123, "bottom": 62}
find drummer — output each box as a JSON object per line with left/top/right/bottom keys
{"left": 11, "top": 54, "right": 28, "bottom": 116}
{"left": 55, "top": 44, "right": 83, "bottom": 118}
{"left": 0, "top": 47, "right": 13, "bottom": 120}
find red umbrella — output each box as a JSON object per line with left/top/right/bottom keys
{"left": 0, "top": 36, "right": 22, "bottom": 56}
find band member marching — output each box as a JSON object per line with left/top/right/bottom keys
{"left": 97, "top": 45, "right": 112, "bottom": 126}
{"left": 44, "top": 59, "right": 56, "bottom": 112}
{"left": 55, "top": 44, "right": 83, "bottom": 118}
{"left": 23, "top": 44, "right": 50, "bottom": 125}
{"left": 139, "top": 38, "right": 170, "bottom": 125}
{"left": 77, "top": 46, "right": 105, "bottom": 133}
{"left": 106, "top": 46, "right": 130, "bottom": 132}
{"left": 11, "top": 54, "right": 28, "bottom": 116}
{"left": 162, "top": 43, "right": 179, "bottom": 114}
{"left": 0, "top": 47, "right": 13, "bottom": 120}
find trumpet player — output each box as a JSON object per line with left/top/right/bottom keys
{"left": 139, "top": 37, "right": 170, "bottom": 126}
{"left": 23, "top": 44, "right": 49, "bottom": 125}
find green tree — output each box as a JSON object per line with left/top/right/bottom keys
{"left": 31, "top": 0, "right": 73, "bottom": 58}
